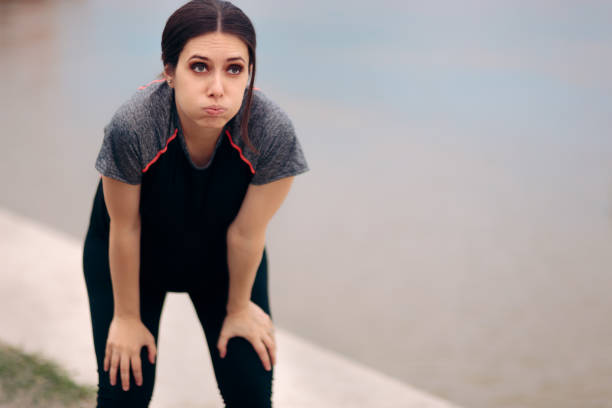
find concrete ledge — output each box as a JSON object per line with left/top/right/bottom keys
{"left": 0, "top": 207, "right": 462, "bottom": 408}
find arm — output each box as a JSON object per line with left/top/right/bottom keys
{"left": 101, "top": 175, "right": 142, "bottom": 319}
{"left": 101, "top": 175, "right": 158, "bottom": 391}
{"left": 225, "top": 176, "right": 295, "bottom": 313}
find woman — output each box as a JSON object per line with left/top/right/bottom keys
{"left": 82, "top": 1, "right": 309, "bottom": 407}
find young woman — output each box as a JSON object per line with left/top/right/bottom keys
{"left": 82, "top": 1, "right": 309, "bottom": 406}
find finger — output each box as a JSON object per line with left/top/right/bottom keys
{"left": 104, "top": 343, "right": 111, "bottom": 372}
{"left": 262, "top": 333, "right": 277, "bottom": 367}
{"left": 217, "top": 332, "right": 229, "bottom": 359}
{"left": 109, "top": 349, "right": 120, "bottom": 386}
{"left": 131, "top": 352, "right": 143, "bottom": 387}
{"left": 147, "top": 339, "right": 157, "bottom": 365}
{"left": 253, "top": 337, "right": 272, "bottom": 371}
{"left": 121, "top": 352, "right": 131, "bottom": 391}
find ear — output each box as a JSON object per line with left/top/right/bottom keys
{"left": 163, "top": 64, "right": 175, "bottom": 88}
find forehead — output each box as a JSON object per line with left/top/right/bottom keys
{"left": 181, "top": 31, "right": 248, "bottom": 61}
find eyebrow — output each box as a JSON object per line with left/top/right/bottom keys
{"left": 188, "top": 55, "right": 246, "bottom": 63}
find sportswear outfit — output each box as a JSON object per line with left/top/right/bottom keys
{"left": 82, "top": 79, "right": 309, "bottom": 407}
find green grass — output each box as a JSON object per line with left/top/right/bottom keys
{"left": 0, "top": 339, "right": 96, "bottom": 407}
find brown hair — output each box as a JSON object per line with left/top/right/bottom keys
{"left": 161, "top": 0, "right": 257, "bottom": 153}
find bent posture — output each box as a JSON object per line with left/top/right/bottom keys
{"left": 82, "top": 1, "right": 309, "bottom": 407}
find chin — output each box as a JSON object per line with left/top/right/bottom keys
{"left": 194, "top": 116, "right": 228, "bottom": 129}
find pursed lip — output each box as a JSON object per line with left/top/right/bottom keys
{"left": 204, "top": 105, "right": 226, "bottom": 110}
{"left": 203, "top": 105, "right": 226, "bottom": 116}
{"left": 204, "top": 105, "right": 225, "bottom": 116}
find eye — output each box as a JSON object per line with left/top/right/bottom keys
{"left": 227, "top": 64, "right": 243, "bottom": 75}
{"left": 190, "top": 62, "right": 207, "bottom": 73}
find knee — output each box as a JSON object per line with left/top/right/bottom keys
{"left": 96, "top": 382, "right": 153, "bottom": 408}
{"left": 95, "top": 350, "right": 156, "bottom": 408}
{"left": 216, "top": 337, "right": 273, "bottom": 408}
{"left": 97, "top": 392, "right": 151, "bottom": 408}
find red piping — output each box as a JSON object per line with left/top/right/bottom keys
{"left": 142, "top": 129, "right": 178, "bottom": 173}
{"left": 138, "top": 79, "right": 166, "bottom": 90}
{"left": 225, "top": 130, "right": 255, "bottom": 174}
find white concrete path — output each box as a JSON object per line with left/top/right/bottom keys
{"left": 0, "top": 207, "right": 463, "bottom": 408}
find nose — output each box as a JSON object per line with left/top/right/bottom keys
{"left": 207, "top": 71, "right": 224, "bottom": 98}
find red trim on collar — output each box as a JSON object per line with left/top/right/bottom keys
{"left": 225, "top": 130, "right": 255, "bottom": 174}
{"left": 142, "top": 129, "right": 178, "bottom": 173}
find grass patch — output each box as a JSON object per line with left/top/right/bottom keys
{"left": 0, "top": 339, "right": 96, "bottom": 407}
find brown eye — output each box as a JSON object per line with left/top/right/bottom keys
{"left": 227, "top": 64, "right": 243, "bottom": 75}
{"left": 191, "top": 62, "right": 207, "bottom": 73}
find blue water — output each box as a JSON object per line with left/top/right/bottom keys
{"left": 1, "top": 1, "right": 612, "bottom": 407}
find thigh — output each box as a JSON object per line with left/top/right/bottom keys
{"left": 83, "top": 232, "right": 167, "bottom": 407}
{"left": 188, "top": 247, "right": 273, "bottom": 408}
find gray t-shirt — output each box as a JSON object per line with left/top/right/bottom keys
{"left": 95, "top": 79, "right": 309, "bottom": 185}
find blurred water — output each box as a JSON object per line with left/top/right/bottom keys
{"left": 1, "top": 1, "right": 612, "bottom": 407}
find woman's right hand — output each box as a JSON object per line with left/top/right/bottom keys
{"left": 104, "top": 316, "right": 157, "bottom": 391}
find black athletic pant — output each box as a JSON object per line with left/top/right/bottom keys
{"left": 82, "top": 230, "right": 274, "bottom": 407}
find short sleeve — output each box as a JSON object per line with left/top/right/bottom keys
{"left": 94, "top": 113, "right": 143, "bottom": 185}
{"left": 250, "top": 109, "right": 310, "bottom": 185}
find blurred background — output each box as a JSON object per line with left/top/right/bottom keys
{"left": 1, "top": 0, "right": 612, "bottom": 407}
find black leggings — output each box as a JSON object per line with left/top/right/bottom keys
{"left": 82, "top": 231, "right": 274, "bottom": 407}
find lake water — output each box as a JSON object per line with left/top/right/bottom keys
{"left": 1, "top": 1, "right": 612, "bottom": 407}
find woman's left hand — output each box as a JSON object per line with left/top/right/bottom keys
{"left": 217, "top": 300, "right": 276, "bottom": 371}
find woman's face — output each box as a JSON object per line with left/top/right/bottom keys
{"left": 166, "top": 31, "right": 252, "bottom": 133}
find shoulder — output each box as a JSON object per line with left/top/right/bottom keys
{"left": 229, "top": 89, "right": 309, "bottom": 185}
{"left": 105, "top": 79, "right": 173, "bottom": 141}
{"left": 96, "top": 79, "right": 172, "bottom": 185}
{"left": 248, "top": 89, "right": 294, "bottom": 136}
{"left": 234, "top": 89, "right": 296, "bottom": 156}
